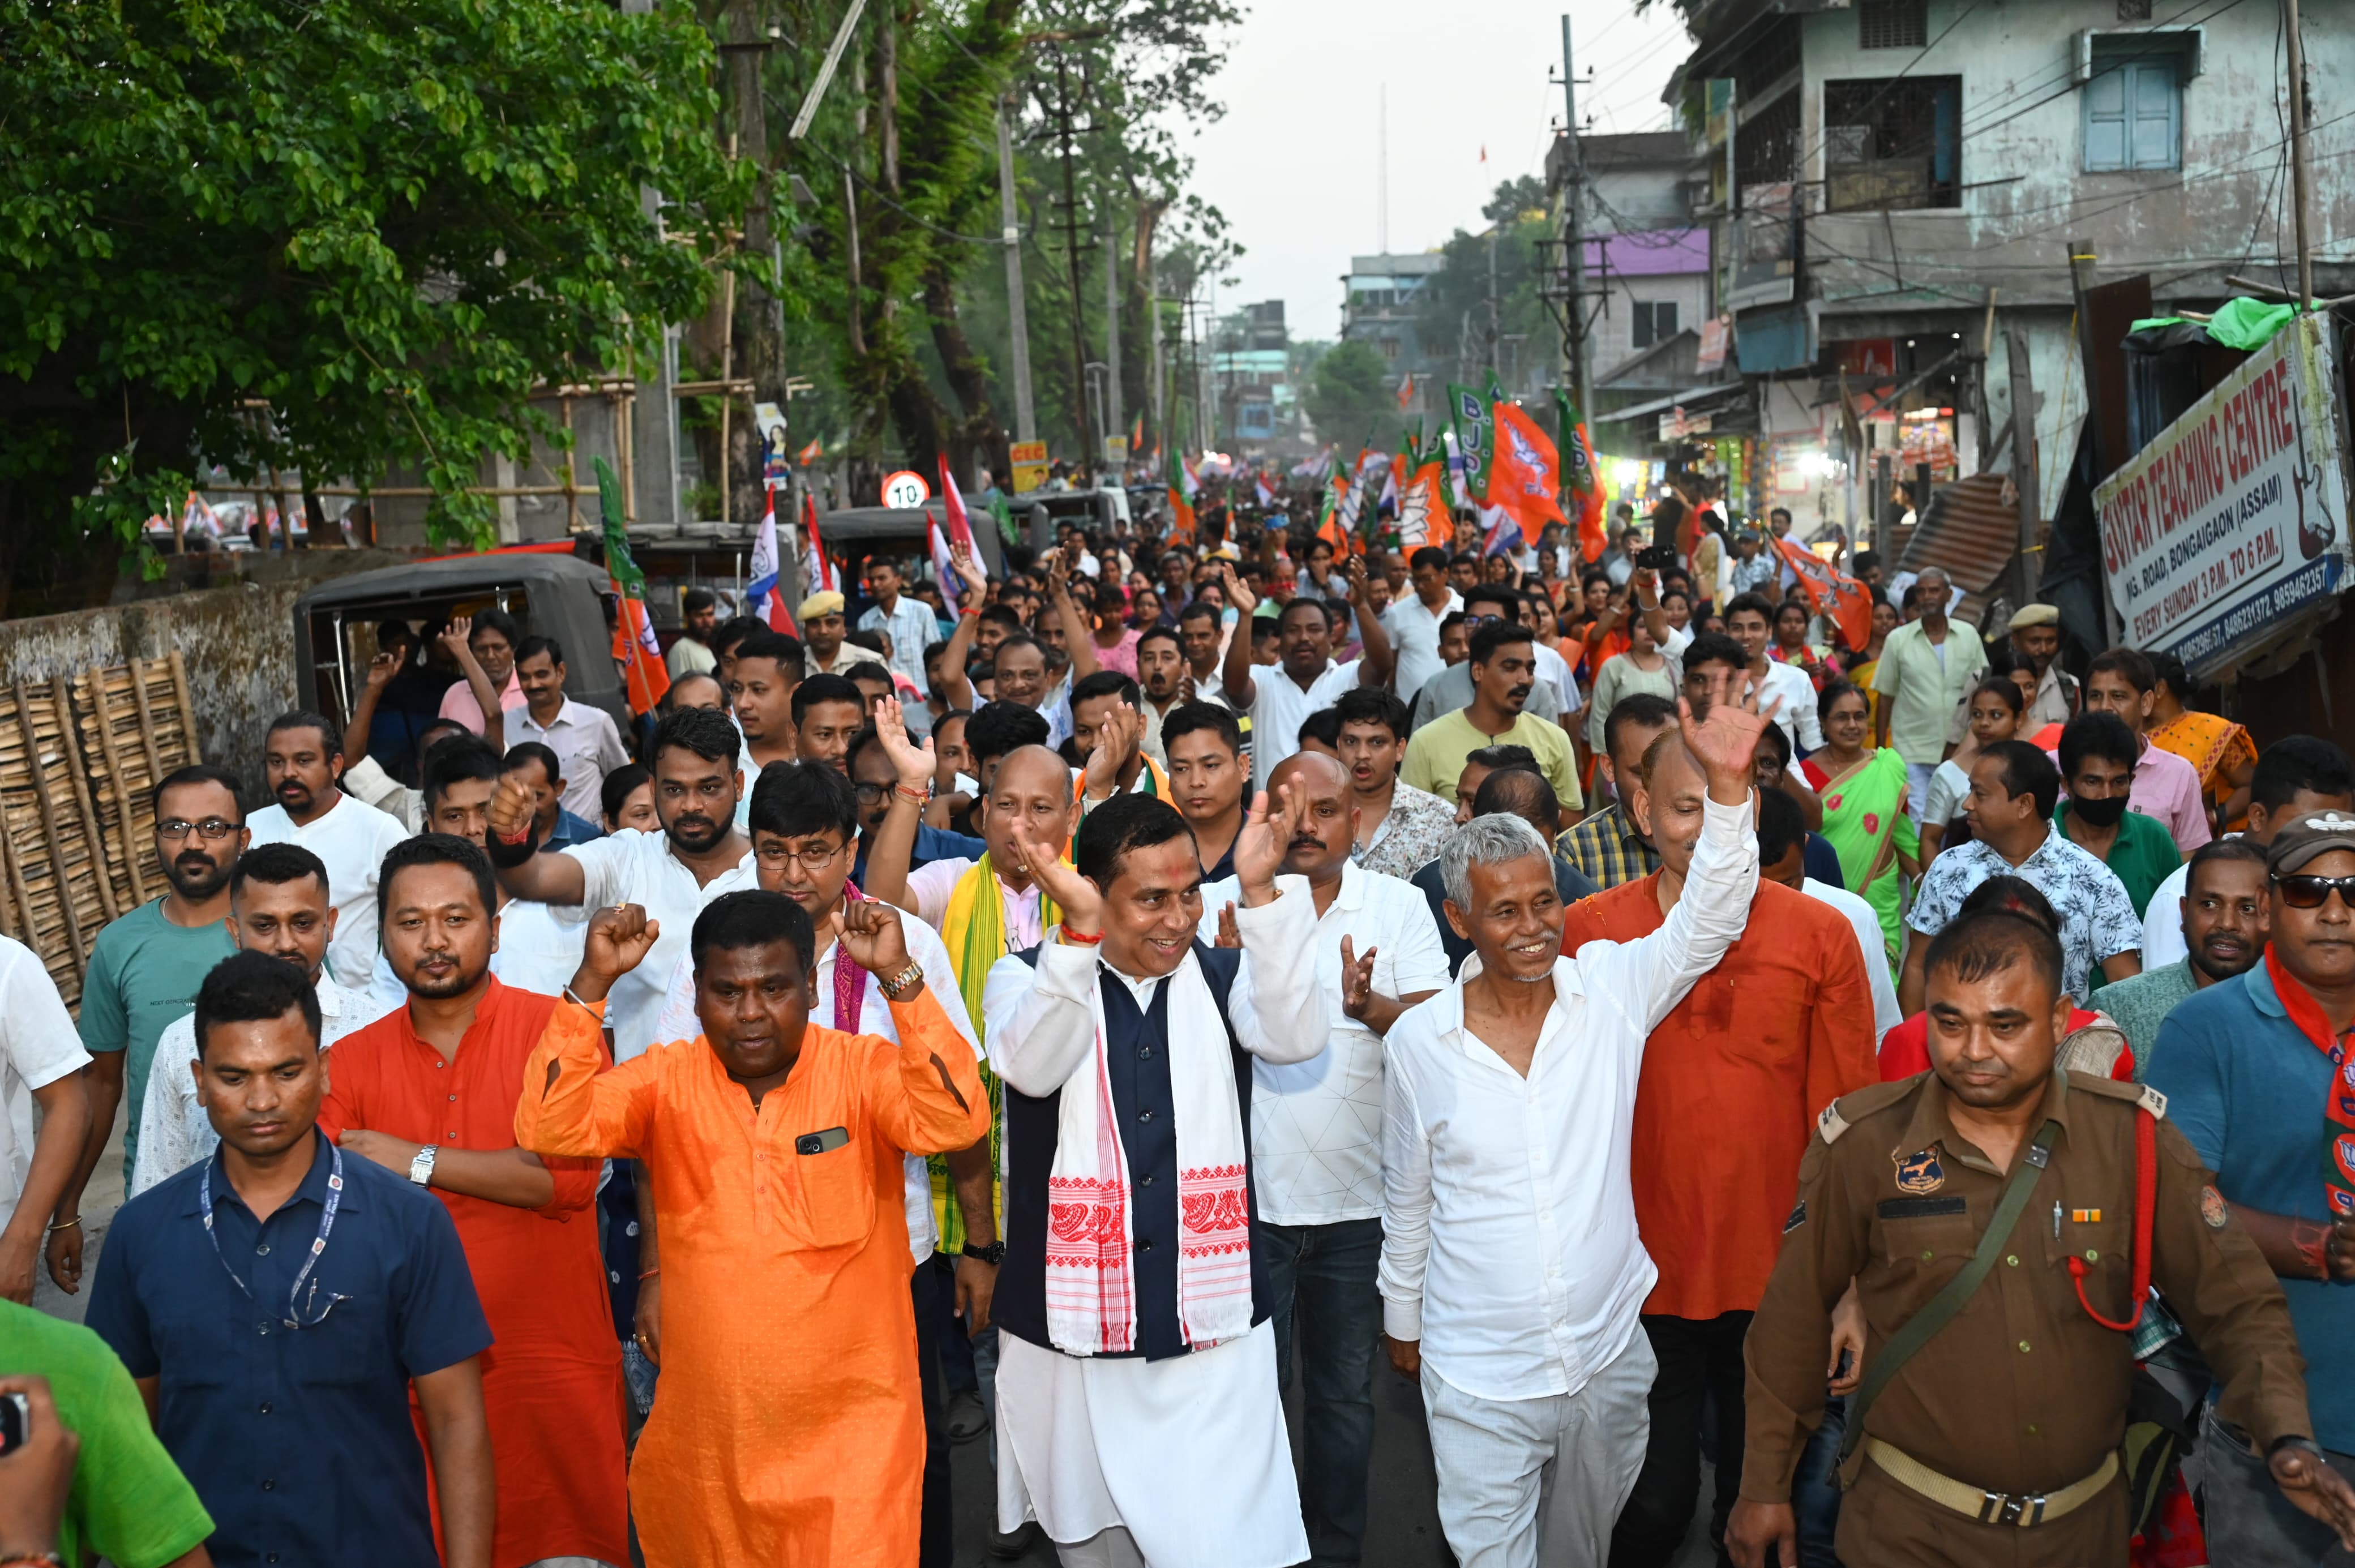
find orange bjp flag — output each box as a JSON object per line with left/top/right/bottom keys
{"left": 1773, "top": 535, "right": 1873, "bottom": 652}
{"left": 1487, "top": 401, "right": 1569, "bottom": 537}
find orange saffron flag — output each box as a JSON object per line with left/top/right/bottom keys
{"left": 1487, "top": 401, "right": 1569, "bottom": 537}
{"left": 1773, "top": 535, "right": 1874, "bottom": 651}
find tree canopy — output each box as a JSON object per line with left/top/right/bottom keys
{"left": 1, "top": 0, "right": 741, "bottom": 600}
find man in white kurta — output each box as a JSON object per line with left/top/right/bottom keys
{"left": 980, "top": 787, "right": 1326, "bottom": 1568}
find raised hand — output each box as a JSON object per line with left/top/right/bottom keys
{"left": 438, "top": 614, "right": 474, "bottom": 658}
{"left": 1219, "top": 561, "right": 1258, "bottom": 617}
{"left": 1680, "top": 667, "right": 1781, "bottom": 805}
{"left": 1082, "top": 702, "right": 1144, "bottom": 800}
{"left": 572, "top": 903, "right": 661, "bottom": 1003}
{"left": 839, "top": 899, "right": 912, "bottom": 978}
{"left": 1232, "top": 784, "right": 1302, "bottom": 902}
{"left": 952, "top": 542, "right": 990, "bottom": 596}
{"left": 874, "top": 697, "right": 936, "bottom": 789}
{"left": 487, "top": 769, "right": 538, "bottom": 841}
{"left": 1214, "top": 902, "right": 1241, "bottom": 949}
{"left": 365, "top": 650, "right": 401, "bottom": 692}
{"left": 1339, "top": 935, "right": 1378, "bottom": 1022}
{"left": 1007, "top": 817, "right": 1103, "bottom": 940}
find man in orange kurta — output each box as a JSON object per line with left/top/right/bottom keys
{"left": 1558, "top": 740, "right": 1879, "bottom": 1567}
{"left": 516, "top": 887, "right": 990, "bottom": 1567}
{"left": 320, "top": 837, "right": 628, "bottom": 1568}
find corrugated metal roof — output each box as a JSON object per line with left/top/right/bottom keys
{"left": 1896, "top": 473, "right": 2033, "bottom": 625}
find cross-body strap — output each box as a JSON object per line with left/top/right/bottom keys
{"left": 1840, "top": 1120, "right": 2059, "bottom": 1463}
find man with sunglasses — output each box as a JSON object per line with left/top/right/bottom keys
{"left": 52, "top": 765, "right": 249, "bottom": 1295}
{"left": 2150, "top": 812, "right": 2355, "bottom": 1561}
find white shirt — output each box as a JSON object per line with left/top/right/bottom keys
{"left": 489, "top": 898, "right": 594, "bottom": 993}
{"left": 859, "top": 597, "right": 943, "bottom": 699}
{"left": 1532, "top": 640, "right": 1583, "bottom": 719}
{"left": 2140, "top": 854, "right": 2206, "bottom": 970}
{"left": 1379, "top": 794, "right": 1758, "bottom": 1402}
{"left": 1380, "top": 592, "right": 1462, "bottom": 708}
{"left": 130, "top": 974, "right": 387, "bottom": 1198}
{"left": 503, "top": 698, "right": 631, "bottom": 825}
{"left": 654, "top": 906, "right": 976, "bottom": 1266}
{"left": 906, "top": 858, "right": 1046, "bottom": 956}
{"left": 0, "top": 940, "right": 88, "bottom": 1230}
{"left": 1801, "top": 876, "right": 1902, "bottom": 1043}
{"left": 1197, "top": 865, "right": 1449, "bottom": 1225}
{"left": 1241, "top": 658, "right": 1364, "bottom": 795}
{"left": 339, "top": 756, "right": 424, "bottom": 833}
{"left": 1750, "top": 661, "right": 1825, "bottom": 753}
{"left": 246, "top": 793, "right": 413, "bottom": 990}
{"left": 563, "top": 829, "right": 758, "bottom": 1060}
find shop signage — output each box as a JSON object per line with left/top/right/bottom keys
{"left": 2096, "top": 312, "right": 2349, "bottom": 676}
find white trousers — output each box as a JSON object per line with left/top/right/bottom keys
{"left": 1421, "top": 1329, "right": 1658, "bottom": 1568}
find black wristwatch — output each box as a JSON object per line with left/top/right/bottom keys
{"left": 961, "top": 1240, "right": 1005, "bottom": 1266}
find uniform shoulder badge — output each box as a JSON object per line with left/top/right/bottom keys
{"left": 1892, "top": 1146, "right": 1946, "bottom": 1195}
{"left": 2069, "top": 1074, "right": 2169, "bottom": 1119}
{"left": 1818, "top": 1078, "right": 1916, "bottom": 1144}
{"left": 2200, "top": 1184, "right": 2230, "bottom": 1229}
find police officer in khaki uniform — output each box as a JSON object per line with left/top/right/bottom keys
{"left": 1728, "top": 905, "right": 2355, "bottom": 1567}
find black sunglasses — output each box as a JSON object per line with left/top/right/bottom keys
{"left": 2275, "top": 873, "right": 2355, "bottom": 910}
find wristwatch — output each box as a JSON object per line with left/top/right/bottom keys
{"left": 878, "top": 960, "right": 926, "bottom": 1002}
{"left": 961, "top": 1240, "right": 1006, "bottom": 1266}
{"left": 408, "top": 1145, "right": 439, "bottom": 1187}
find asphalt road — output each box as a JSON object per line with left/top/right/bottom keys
{"left": 946, "top": 1330, "right": 1721, "bottom": 1568}
{"left": 44, "top": 1102, "right": 1719, "bottom": 1567}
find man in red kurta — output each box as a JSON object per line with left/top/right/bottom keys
{"left": 322, "top": 834, "right": 628, "bottom": 1568}
{"left": 1558, "top": 743, "right": 1878, "bottom": 1568}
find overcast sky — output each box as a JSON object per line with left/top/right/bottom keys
{"left": 1181, "top": 0, "right": 1694, "bottom": 342}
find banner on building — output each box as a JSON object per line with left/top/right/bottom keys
{"left": 1010, "top": 440, "right": 1050, "bottom": 494}
{"left": 2096, "top": 312, "right": 2350, "bottom": 678}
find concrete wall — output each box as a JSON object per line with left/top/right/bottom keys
{"left": 0, "top": 547, "right": 403, "bottom": 795}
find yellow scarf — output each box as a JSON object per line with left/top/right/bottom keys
{"left": 931, "top": 854, "right": 1062, "bottom": 1250}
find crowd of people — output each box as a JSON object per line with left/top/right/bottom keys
{"left": 5, "top": 485, "right": 2355, "bottom": 1568}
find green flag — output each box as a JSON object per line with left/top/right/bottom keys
{"left": 1448, "top": 383, "right": 1496, "bottom": 504}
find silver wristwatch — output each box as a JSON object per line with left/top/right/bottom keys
{"left": 409, "top": 1145, "right": 439, "bottom": 1187}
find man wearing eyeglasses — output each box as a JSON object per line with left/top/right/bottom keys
{"left": 2149, "top": 812, "right": 2355, "bottom": 1561}
{"left": 52, "top": 764, "right": 249, "bottom": 1296}
{"left": 650, "top": 760, "right": 996, "bottom": 1568}
{"left": 848, "top": 727, "right": 983, "bottom": 887}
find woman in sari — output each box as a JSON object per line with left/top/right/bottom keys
{"left": 1840, "top": 597, "right": 1900, "bottom": 736}
{"left": 2148, "top": 650, "right": 2256, "bottom": 833}
{"left": 1800, "top": 679, "right": 1919, "bottom": 968}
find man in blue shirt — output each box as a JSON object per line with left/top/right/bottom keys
{"left": 2148, "top": 808, "right": 2355, "bottom": 1562}
{"left": 85, "top": 950, "right": 496, "bottom": 1568}
{"left": 849, "top": 724, "right": 984, "bottom": 885}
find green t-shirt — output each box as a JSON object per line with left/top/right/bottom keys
{"left": 2054, "top": 802, "right": 2183, "bottom": 922}
{"left": 76, "top": 900, "right": 235, "bottom": 1181}
{"left": 0, "top": 1300, "right": 212, "bottom": 1568}
{"left": 1402, "top": 707, "right": 1585, "bottom": 812}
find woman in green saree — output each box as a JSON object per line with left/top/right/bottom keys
{"left": 1797, "top": 679, "right": 1919, "bottom": 969}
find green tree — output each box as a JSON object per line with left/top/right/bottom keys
{"left": 1, "top": 0, "right": 742, "bottom": 597}
{"left": 1414, "top": 180, "right": 1558, "bottom": 398}
{"left": 1304, "top": 340, "right": 1399, "bottom": 452}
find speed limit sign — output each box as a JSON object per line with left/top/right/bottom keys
{"left": 880, "top": 470, "right": 932, "bottom": 509}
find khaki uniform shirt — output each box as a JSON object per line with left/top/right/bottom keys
{"left": 1743, "top": 1069, "right": 2310, "bottom": 1557}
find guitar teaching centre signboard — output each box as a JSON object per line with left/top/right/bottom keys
{"left": 2096, "top": 312, "right": 2350, "bottom": 679}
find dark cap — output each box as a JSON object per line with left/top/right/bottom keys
{"left": 2266, "top": 810, "right": 2355, "bottom": 875}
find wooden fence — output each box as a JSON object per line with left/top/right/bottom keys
{"left": 0, "top": 654, "right": 198, "bottom": 1008}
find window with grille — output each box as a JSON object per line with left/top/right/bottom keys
{"left": 1825, "top": 76, "right": 1963, "bottom": 209}
{"left": 1859, "top": 0, "right": 1928, "bottom": 49}
{"left": 1630, "top": 302, "right": 1679, "bottom": 350}
{"left": 1380, "top": 337, "right": 1401, "bottom": 361}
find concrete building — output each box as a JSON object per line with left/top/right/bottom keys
{"left": 1340, "top": 252, "right": 1448, "bottom": 421}
{"left": 1669, "top": 0, "right": 2355, "bottom": 541}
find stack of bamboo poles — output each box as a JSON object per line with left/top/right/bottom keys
{"left": 0, "top": 653, "right": 202, "bottom": 1008}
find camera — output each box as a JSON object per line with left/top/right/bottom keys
{"left": 1634, "top": 543, "right": 1679, "bottom": 572}
{"left": 0, "top": 1391, "right": 28, "bottom": 1455}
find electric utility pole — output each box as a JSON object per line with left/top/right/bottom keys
{"left": 1047, "top": 57, "right": 1095, "bottom": 465}
{"left": 1560, "top": 14, "right": 1589, "bottom": 414}
{"left": 996, "top": 98, "right": 1038, "bottom": 442}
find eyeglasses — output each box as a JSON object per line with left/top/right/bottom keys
{"left": 2275, "top": 873, "right": 2355, "bottom": 910}
{"left": 158, "top": 818, "right": 239, "bottom": 842}
{"left": 756, "top": 840, "right": 850, "bottom": 870}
